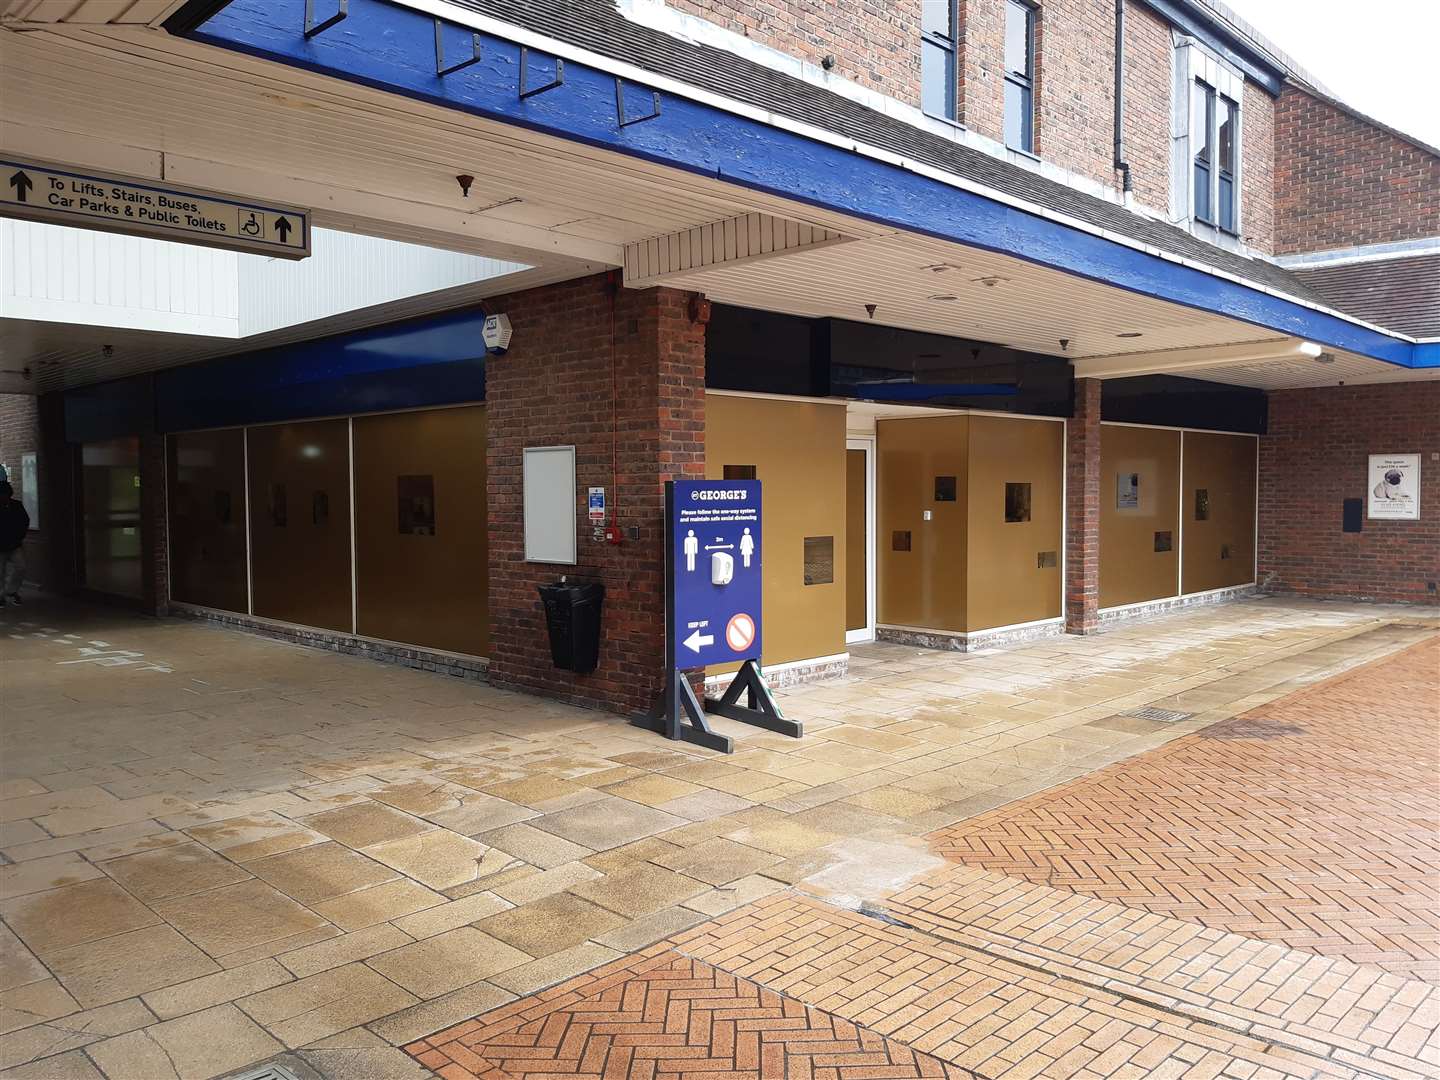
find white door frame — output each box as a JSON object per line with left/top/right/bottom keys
{"left": 846, "top": 436, "right": 877, "bottom": 644}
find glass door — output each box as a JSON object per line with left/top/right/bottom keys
{"left": 80, "top": 437, "right": 143, "bottom": 599}
{"left": 845, "top": 437, "right": 875, "bottom": 644}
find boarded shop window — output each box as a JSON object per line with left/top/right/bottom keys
{"left": 934, "top": 475, "right": 957, "bottom": 502}
{"left": 1036, "top": 550, "right": 1057, "bottom": 568}
{"left": 1004, "top": 482, "right": 1031, "bottom": 523}
{"left": 269, "top": 484, "right": 287, "bottom": 527}
{"left": 398, "top": 475, "right": 437, "bottom": 535}
{"left": 1195, "top": 488, "right": 1210, "bottom": 520}
{"left": 214, "top": 491, "right": 232, "bottom": 525}
{"left": 804, "top": 536, "right": 834, "bottom": 585}
{"left": 723, "top": 465, "right": 757, "bottom": 480}
{"left": 892, "top": 530, "right": 912, "bottom": 552}
{"left": 312, "top": 490, "right": 330, "bottom": 526}
{"left": 1154, "top": 530, "right": 1173, "bottom": 552}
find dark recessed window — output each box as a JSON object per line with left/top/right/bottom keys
{"left": 398, "top": 475, "right": 436, "bottom": 536}
{"left": 934, "top": 475, "right": 957, "bottom": 502}
{"left": 892, "top": 530, "right": 912, "bottom": 552}
{"left": 1005, "top": 482, "right": 1032, "bottom": 523}
{"left": 269, "top": 483, "right": 287, "bottom": 527}
{"left": 922, "top": 0, "right": 958, "bottom": 121}
{"left": 723, "top": 464, "right": 757, "bottom": 480}
{"left": 1195, "top": 488, "right": 1210, "bottom": 521}
{"left": 1217, "top": 95, "right": 1237, "bottom": 232}
{"left": 803, "top": 536, "right": 834, "bottom": 585}
{"left": 214, "top": 490, "right": 232, "bottom": 525}
{"left": 1036, "top": 550, "right": 1057, "bottom": 568}
{"left": 1004, "top": 0, "right": 1035, "bottom": 152}
{"left": 1192, "top": 79, "right": 1238, "bottom": 231}
{"left": 1154, "top": 530, "right": 1173, "bottom": 552}
{"left": 312, "top": 490, "right": 329, "bottom": 527}
{"left": 1219, "top": 543, "right": 1231, "bottom": 560}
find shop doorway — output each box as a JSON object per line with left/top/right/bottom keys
{"left": 845, "top": 437, "right": 876, "bottom": 643}
{"left": 80, "top": 437, "right": 143, "bottom": 599}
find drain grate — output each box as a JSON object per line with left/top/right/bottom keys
{"left": 224, "top": 1066, "right": 303, "bottom": 1080}
{"left": 1120, "top": 705, "right": 1195, "bottom": 723}
{"left": 1203, "top": 721, "right": 1308, "bottom": 740}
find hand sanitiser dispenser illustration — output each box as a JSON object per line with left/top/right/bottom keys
{"left": 711, "top": 550, "right": 735, "bottom": 585}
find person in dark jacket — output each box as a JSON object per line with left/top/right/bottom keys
{"left": 0, "top": 481, "right": 29, "bottom": 606}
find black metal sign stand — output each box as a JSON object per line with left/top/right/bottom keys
{"left": 632, "top": 482, "right": 802, "bottom": 754}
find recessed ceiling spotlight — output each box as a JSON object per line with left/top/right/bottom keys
{"left": 971, "top": 275, "right": 1007, "bottom": 287}
{"left": 919, "top": 262, "right": 963, "bottom": 273}
{"left": 927, "top": 294, "right": 958, "bottom": 301}
{"left": 1117, "top": 331, "right": 1143, "bottom": 338}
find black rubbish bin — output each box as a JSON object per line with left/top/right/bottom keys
{"left": 538, "top": 580, "right": 605, "bottom": 674}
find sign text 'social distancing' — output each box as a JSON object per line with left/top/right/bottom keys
{"left": 1, "top": 158, "right": 311, "bottom": 259}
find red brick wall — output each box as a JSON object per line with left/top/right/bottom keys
{"left": 485, "top": 273, "right": 706, "bottom": 714}
{"left": 1259, "top": 383, "right": 1439, "bottom": 605}
{"left": 667, "top": 0, "right": 923, "bottom": 105}
{"left": 1065, "top": 377, "right": 1102, "bottom": 632}
{"left": 1273, "top": 86, "right": 1440, "bottom": 255}
{"left": 0, "top": 392, "right": 72, "bottom": 595}
{"left": 1120, "top": 2, "right": 1172, "bottom": 215}
{"left": 959, "top": 0, "right": 1006, "bottom": 143}
{"left": 665, "top": 0, "right": 1285, "bottom": 233}
{"left": 1029, "top": 0, "right": 1115, "bottom": 184}
{"left": 1240, "top": 81, "right": 1275, "bottom": 254}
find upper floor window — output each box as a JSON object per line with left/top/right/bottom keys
{"left": 1190, "top": 78, "right": 1238, "bottom": 233}
{"left": 922, "top": 0, "right": 959, "bottom": 121}
{"left": 1004, "top": 0, "right": 1035, "bottom": 152}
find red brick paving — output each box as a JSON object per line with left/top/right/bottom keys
{"left": 929, "top": 636, "right": 1440, "bottom": 980}
{"left": 405, "top": 951, "right": 972, "bottom": 1080}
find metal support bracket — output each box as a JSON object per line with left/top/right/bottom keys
{"left": 303, "top": 0, "right": 347, "bottom": 39}
{"left": 705, "top": 659, "right": 801, "bottom": 738}
{"left": 615, "top": 79, "right": 662, "bottom": 128}
{"left": 519, "top": 47, "right": 565, "bottom": 100}
{"left": 634, "top": 671, "right": 732, "bottom": 754}
{"left": 435, "top": 20, "right": 482, "bottom": 76}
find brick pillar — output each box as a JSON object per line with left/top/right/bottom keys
{"left": 1065, "top": 378, "right": 1102, "bottom": 634}
{"left": 486, "top": 273, "right": 705, "bottom": 715}
{"left": 139, "top": 431, "right": 169, "bottom": 616}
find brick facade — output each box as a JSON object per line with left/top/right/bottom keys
{"left": 1065, "top": 378, "right": 1102, "bottom": 632}
{"left": 666, "top": 0, "right": 922, "bottom": 105}
{"left": 1273, "top": 86, "right": 1440, "bottom": 255}
{"left": 1258, "top": 383, "right": 1439, "bottom": 605}
{"left": 485, "top": 273, "right": 706, "bottom": 714}
{"left": 1120, "top": 1, "right": 1172, "bottom": 215}
{"left": 0, "top": 392, "right": 72, "bottom": 596}
{"left": 670, "top": 0, "right": 1281, "bottom": 240}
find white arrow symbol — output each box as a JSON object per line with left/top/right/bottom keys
{"left": 683, "top": 630, "right": 714, "bottom": 653}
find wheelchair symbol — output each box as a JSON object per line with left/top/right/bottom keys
{"left": 239, "top": 212, "right": 262, "bottom": 237}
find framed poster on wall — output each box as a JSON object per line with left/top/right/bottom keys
{"left": 1367, "top": 454, "right": 1420, "bottom": 520}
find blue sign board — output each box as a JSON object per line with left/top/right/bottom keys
{"left": 670, "top": 481, "right": 762, "bottom": 670}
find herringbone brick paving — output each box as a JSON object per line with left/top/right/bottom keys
{"left": 404, "top": 951, "right": 974, "bottom": 1080}
{"left": 667, "top": 893, "right": 1438, "bottom": 1079}
{"left": 929, "top": 636, "right": 1440, "bottom": 981}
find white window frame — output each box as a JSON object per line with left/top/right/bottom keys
{"left": 1171, "top": 38, "right": 1244, "bottom": 241}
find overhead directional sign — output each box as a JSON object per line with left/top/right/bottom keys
{"left": 670, "top": 480, "right": 762, "bottom": 670}
{"left": 0, "top": 158, "right": 311, "bottom": 260}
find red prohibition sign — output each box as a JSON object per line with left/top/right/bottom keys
{"left": 725, "top": 612, "right": 756, "bottom": 652}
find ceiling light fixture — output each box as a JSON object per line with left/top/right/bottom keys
{"left": 1298, "top": 341, "right": 1323, "bottom": 357}
{"left": 1117, "top": 331, "right": 1143, "bottom": 338}
{"left": 927, "top": 294, "right": 958, "bottom": 301}
{"left": 971, "top": 275, "right": 1007, "bottom": 288}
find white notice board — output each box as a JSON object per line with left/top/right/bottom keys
{"left": 523, "top": 446, "right": 578, "bottom": 564}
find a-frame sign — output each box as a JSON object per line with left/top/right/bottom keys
{"left": 632, "top": 480, "right": 801, "bottom": 753}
